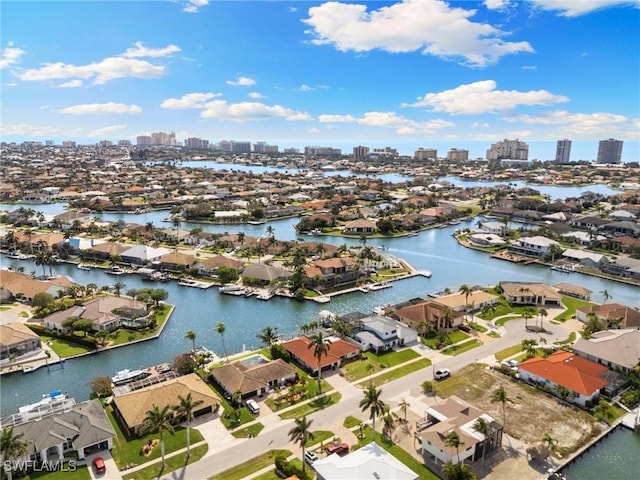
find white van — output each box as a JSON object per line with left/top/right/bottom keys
{"left": 246, "top": 399, "right": 260, "bottom": 415}
{"left": 304, "top": 450, "right": 318, "bottom": 465}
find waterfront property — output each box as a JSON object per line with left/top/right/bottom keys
{"left": 281, "top": 336, "right": 361, "bottom": 373}
{"left": 111, "top": 373, "right": 219, "bottom": 435}
{"left": 390, "top": 300, "right": 465, "bottom": 331}
{"left": 0, "top": 269, "right": 72, "bottom": 303}
{"left": 499, "top": 281, "right": 562, "bottom": 307}
{"left": 208, "top": 357, "right": 297, "bottom": 398}
{"left": 352, "top": 314, "right": 418, "bottom": 353}
{"left": 4, "top": 398, "right": 115, "bottom": 462}
{"left": 0, "top": 322, "right": 41, "bottom": 362}
{"left": 572, "top": 328, "right": 640, "bottom": 374}
{"left": 575, "top": 303, "right": 640, "bottom": 328}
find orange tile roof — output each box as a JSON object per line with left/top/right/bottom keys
{"left": 519, "top": 351, "right": 609, "bottom": 396}
{"left": 281, "top": 337, "right": 358, "bottom": 369}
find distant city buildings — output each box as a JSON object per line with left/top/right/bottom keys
{"left": 447, "top": 148, "right": 469, "bottom": 162}
{"left": 555, "top": 139, "right": 572, "bottom": 163}
{"left": 414, "top": 148, "right": 437, "bottom": 161}
{"left": 352, "top": 146, "right": 370, "bottom": 159}
{"left": 62, "top": 141, "right": 76, "bottom": 148}
{"left": 304, "top": 146, "right": 342, "bottom": 157}
{"left": 118, "top": 140, "right": 132, "bottom": 146}
{"left": 184, "top": 137, "right": 209, "bottom": 149}
{"left": 372, "top": 147, "right": 398, "bottom": 158}
{"left": 486, "top": 139, "right": 529, "bottom": 162}
{"left": 253, "top": 141, "right": 279, "bottom": 154}
{"left": 597, "top": 138, "right": 623, "bottom": 164}
{"left": 136, "top": 132, "right": 177, "bottom": 146}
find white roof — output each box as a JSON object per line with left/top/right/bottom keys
{"left": 121, "top": 245, "right": 172, "bottom": 261}
{"left": 312, "top": 442, "right": 418, "bottom": 480}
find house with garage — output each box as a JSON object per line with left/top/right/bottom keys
{"left": 499, "top": 282, "right": 562, "bottom": 307}
{"left": 343, "top": 219, "right": 376, "bottom": 235}
{"left": 120, "top": 245, "right": 172, "bottom": 266}
{"left": 281, "top": 336, "right": 360, "bottom": 374}
{"left": 572, "top": 329, "right": 640, "bottom": 374}
{"left": 353, "top": 314, "right": 418, "bottom": 353}
{"left": 507, "top": 236, "right": 558, "bottom": 258}
{"left": 208, "top": 358, "right": 297, "bottom": 399}
{"left": 575, "top": 303, "right": 640, "bottom": 329}
{"left": 0, "top": 270, "right": 72, "bottom": 304}
{"left": 391, "top": 300, "right": 465, "bottom": 332}
{"left": 560, "top": 248, "right": 608, "bottom": 268}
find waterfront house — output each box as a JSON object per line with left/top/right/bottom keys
{"left": 81, "top": 241, "right": 129, "bottom": 262}
{"left": 111, "top": 373, "right": 219, "bottom": 436}
{"left": 391, "top": 301, "right": 464, "bottom": 331}
{"left": 433, "top": 290, "right": 499, "bottom": 313}
{"left": 572, "top": 329, "right": 640, "bottom": 373}
{"left": 156, "top": 251, "right": 198, "bottom": 272}
{"left": 120, "top": 245, "right": 172, "bottom": 265}
{"left": 208, "top": 358, "right": 297, "bottom": 399}
{"left": 313, "top": 442, "right": 419, "bottom": 480}
{"left": 507, "top": 236, "right": 558, "bottom": 258}
{"left": 343, "top": 219, "right": 376, "bottom": 235}
{"left": 477, "top": 221, "right": 509, "bottom": 236}
{"left": 553, "top": 283, "right": 592, "bottom": 300}
{"left": 420, "top": 395, "right": 503, "bottom": 467}
{"left": 241, "top": 263, "right": 291, "bottom": 285}
{"left": 196, "top": 255, "right": 244, "bottom": 276}
{"left": 8, "top": 398, "right": 115, "bottom": 462}
{"left": 560, "top": 248, "right": 608, "bottom": 268}
{"left": 354, "top": 315, "right": 418, "bottom": 353}
{"left": 518, "top": 351, "right": 609, "bottom": 406}
{"left": 0, "top": 270, "right": 72, "bottom": 304}
{"left": 467, "top": 233, "right": 506, "bottom": 248}
{"left": 52, "top": 211, "right": 91, "bottom": 230}
{"left": 0, "top": 322, "right": 41, "bottom": 362}
{"left": 304, "top": 257, "right": 359, "bottom": 287}
{"left": 600, "top": 221, "right": 640, "bottom": 236}
{"left": 281, "top": 336, "right": 360, "bottom": 374}
{"left": 600, "top": 256, "right": 640, "bottom": 280}
{"left": 499, "top": 282, "right": 562, "bottom": 307}
{"left": 570, "top": 215, "right": 611, "bottom": 230}
{"left": 575, "top": 303, "right": 640, "bottom": 329}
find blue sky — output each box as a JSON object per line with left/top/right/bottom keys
{"left": 1, "top": 0, "right": 639, "bottom": 160}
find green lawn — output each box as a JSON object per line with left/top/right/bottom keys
{"left": 122, "top": 444, "right": 208, "bottom": 480}
{"left": 106, "top": 406, "right": 204, "bottom": 469}
{"left": 39, "top": 335, "right": 93, "bottom": 357}
{"left": 422, "top": 330, "right": 470, "bottom": 349}
{"left": 343, "top": 415, "right": 363, "bottom": 429}
{"left": 495, "top": 315, "right": 521, "bottom": 326}
{"left": 342, "top": 349, "right": 420, "bottom": 381}
{"left": 430, "top": 364, "right": 495, "bottom": 400}
{"left": 109, "top": 304, "right": 173, "bottom": 346}
{"left": 478, "top": 297, "right": 535, "bottom": 321}
{"left": 467, "top": 321, "right": 487, "bottom": 333}
{"left": 554, "top": 296, "right": 594, "bottom": 322}
{"left": 232, "top": 422, "right": 264, "bottom": 438}
{"left": 209, "top": 449, "right": 291, "bottom": 480}
{"left": 494, "top": 344, "right": 523, "bottom": 361}
{"left": 371, "top": 359, "right": 431, "bottom": 387}
{"left": 441, "top": 339, "right": 482, "bottom": 356}
{"left": 279, "top": 392, "right": 342, "bottom": 419}
{"left": 26, "top": 464, "right": 91, "bottom": 480}
{"left": 306, "top": 430, "right": 334, "bottom": 448}
{"left": 555, "top": 332, "right": 577, "bottom": 345}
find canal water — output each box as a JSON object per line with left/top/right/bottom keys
{"left": 560, "top": 427, "right": 640, "bottom": 479}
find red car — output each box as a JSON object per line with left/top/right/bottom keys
{"left": 92, "top": 456, "right": 106, "bottom": 474}
{"left": 325, "top": 442, "right": 349, "bottom": 456}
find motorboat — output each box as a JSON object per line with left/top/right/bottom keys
{"left": 111, "top": 369, "right": 150, "bottom": 386}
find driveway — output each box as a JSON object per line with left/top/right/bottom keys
{"left": 85, "top": 451, "right": 120, "bottom": 480}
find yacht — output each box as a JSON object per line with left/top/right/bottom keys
{"left": 111, "top": 369, "right": 150, "bottom": 386}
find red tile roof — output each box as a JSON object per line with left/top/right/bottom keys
{"left": 519, "top": 351, "right": 609, "bottom": 396}
{"left": 281, "top": 337, "right": 359, "bottom": 370}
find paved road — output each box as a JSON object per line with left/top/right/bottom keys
{"left": 160, "top": 316, "right": 571, "bottom": 480}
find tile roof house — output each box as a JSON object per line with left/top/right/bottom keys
{"left": 10, "top": 399, "right": 115, "bottom": 462}
{"left": 391, "top": 301, "right": 464, "bottom": 331}
{"left": 0, "top": 270, "right": 72, "bottom": 303}
{"left": 420, "top": 396, "right": 503, "bottom": 468}
{"left": 241, "top": 263, "right": 291, "bottom": 284}
{"left": 575, "top": 303, "right": 640, "bottom": 329}
{"left": 518, "top": 351, "right": 610, "bottom": 406}
{"left": 313, "top": 442, "right": 418, "bottom": 480}
{"left": 281, "top": 336, "right": 360, "bottom": 374}
{"left": 0, "top": 322, "right": 41, "bottom": 362}
{"left": 553, "top": 283, "right": 592, "bottom": 300}
{"left": 499, "top": 282, "right": 562, "bottom": 307}
{"left": 111, "top": 373, "right": 219, "bottom": 435}
{"left": 196, "top": 255, "right": 244, "bottom": 276}
{"left": 572, "top": 329, "right": 640, "bottom": 373}
{"left": 208, "top": 358, "right": 297, "bottom": 398}
{"left": 343, "top": 219, "right": 376, "bottom": 235}
{"left": 433, "top": 290, "right": 499, "bottom": 313}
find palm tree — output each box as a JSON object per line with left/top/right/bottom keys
{"left": 1, "top": 426, "right": 29, "bottom": 480}
{"left": 523, "top": 309, "right": 533, "bottom": 330}
{"left": 442, "top": 461, "right": 476, "bottom": 480}
{"left": 522, "top": 338, "right": 537, "bottom": 358}
{"left": 538, "top": 307, "right": 548, "bottom": 330}
{"left": 174, "top": 393, "right": 204, "bottom": 458}
{"left": 139, "top": 404, "right": 175, "bottom": 468}
{"left": 600, "top": 289, "right": 612, "bottom": 304}
{"left": 266, "top": 225, "right": 275, "bottom": 239}
{"left": 256, "top": 326, "right": 279, "bottom": 347}
{"left": 236, "top": 231, "right": 245, "bottom": 247}
{"left": 215, "top": 322, "right": 228, "bottom": 362}
{"left": 444, "top": 430, "right": 464, "bottom": 464}
{"left": 308, "top": 331, "right": 331, "bottom": 394}
{"left": 112, "top": 281, "right": 125, "bottom": 297}
{"left": 35, "top": 249, "right": 53, "bottom": 277}
{"left": 459, "top": 284, "right": 472, "bottom": 309}
{"left": 399, "top": 398, "right": 410, "bottom": 424}
{"left": 185, "top": 330, "right": 197, "bottom": 353}
{"left": 359, "top": 384, "right": 385, "bottom": 441}
{"left": 288, "top": 416, "right": 314, "bottom": 473}
{"left": 491, "top": 386, "right": 509, "bottom": 430}
{"left": 172, "top": 216, "right": 182, "bottom": 244}
{"left": 473, "top": 417, "right": 490, "bottom": 473}
{"left": 541, "top": 432, "right": 557, "bottom": 452}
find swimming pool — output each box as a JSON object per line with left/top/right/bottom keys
{"left": 241, "top": 354, "right": 269, "bottom": 367}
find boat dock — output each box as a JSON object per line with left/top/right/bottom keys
{"left": 620, "top": 407, "right": 640, "bottom": 431}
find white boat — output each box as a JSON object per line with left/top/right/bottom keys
{"left": 219, "top": 284, "right": 244, "bottom": 293}
{"left": 77, "top": 264, "right": 91, "bottom": 270}
{"left": 111, "top": 369, "right": 150, "bottom": 386}
{"left": 256, "top": 291, "right": 275, "bottom": 301}
{"left": 19, "top": 390, "right": 69, "bottom": 413}
{"left": 22, "top": 364, "right": 43, "bottom": 373}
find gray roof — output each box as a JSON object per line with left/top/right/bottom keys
{"left": 573, "top": 329, "right": 640, "bottom": 370}
{"left": 14, "top": 399, "right": 115, "bottom": 456}
{"left": 242, "top": 263, "right": 291, "bottom": 281}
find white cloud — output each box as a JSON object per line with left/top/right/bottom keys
{"left": 318, "top": 114, "right": 356, "bottom": 123}
{"left": 297, "top": 84, "right": 314, "bottom": 92}
{"left": 485, "top": 0, "right": 510, "bottom": 10}
{"left": 406, "top": 80, "right": 568, "bottom": 115}
{"left": 248, "top": 92, "right": 264, "bottom": 99}
{"left": 88, "top": 124, "right": 128, "bottom": 137}
{"left": 161, "top": 92, "right": 221, "bottom": 109}
{"left": 472, "top": 122, "right": 490, "bottom": 128}
{"left": 122, "top": 41, "right": 181, "bottom": 58}
{"left": 307, "top": 127, "right": 321, "bottom": 134}
{"left": 504, "top": 110, "right": 630, "bottom": 134}
{"left": 0, "top": 124, "right": 82, "bottom": 137}
{"left": 522, "top": 65, "right": 537, "bottom": 70}
{"left": 527, "top": 0, "right": 638, "bottom": 17}
{"left": 303, "top": 0, "right": 534, "bottom": 67}
{"left": 200, "top": 100, "right": 311, "bottom": 121}
{"left": 17, "top": 42, "right": 179, "bottom": 85}
{"left": 59, "top": 80, "right": 83, "bottom": 88}
{"left": 227, "top": 76, "right": 256, "bottom": 86}
{"left": 182, "top": 0, "right": 209, "bottom": 14}
{"left": 59, "top": 102, "right": 143, "bottom": 115}
{"left": 0, "top": 42, "right": 25, "bottom": 69}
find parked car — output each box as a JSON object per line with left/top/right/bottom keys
{"left": 304, "top": 450, "right": 319, "bottom": 464}
{"left": 434, "top": 368, "right": 451, "bottom": 380}
{"left": 502, "top": 360, "right": 519, "bottom": 371}
{"left": 92, "top": 456, "right": 106, "bottom": 475}
{"left": 325, "top": 442, "right": 349, "bottom": 456}
{"left": 246, "top": 398, "right": 260, "bottom": 415}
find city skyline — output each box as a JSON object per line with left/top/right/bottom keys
{"left": 1, "top": 1, "right": 639, "bottom": 160}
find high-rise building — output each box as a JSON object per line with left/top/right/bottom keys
{"left": 232, "top": 141, "right": 251, "bottom": 154}
{"left": 555, "top": 139, "right": 571, "bottom": 163}
{"left": 486, "top": 139, "right": 529, "bottom": 161}
{"left": 253, "top": 141, "right": 279, "bottom": 153}
{"left": 414, "top": 148, "right": 437, "bottom": 161}
{"left": 62, "top": 141, "right": 76, "bottom": 148}
{"left": 597, "top": 138, "right": 623, "bottom": 164}
{"left": 447, "top": 148, "right": 469, "bottom": 162}
{"left": 353, "top": 146, "right": 370, "bottom": 158}
{"left": 118, "top": 140, "right": 132, "bottom": 146}
{"left": 304, "top": 146, "right": 342, "bottom": 157}
{"left": 185, "top": 137, "right": 209, "bottom": 149}
{"left": 136, "top": 135, "right": 153, "bottom": 146}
